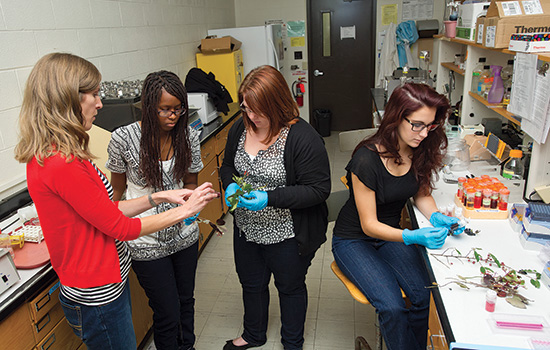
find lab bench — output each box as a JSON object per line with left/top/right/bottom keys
{"left": 409, "top": 161, "right": 549, "bottom": 349}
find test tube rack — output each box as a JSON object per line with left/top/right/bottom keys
{"left": 454, "top": 196, "right": 509, "bottom": 219}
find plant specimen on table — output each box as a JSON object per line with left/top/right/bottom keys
{"left": 226, "top": 173, "right": 256, "bottom": 212}
{"left": 430, "top": 248, "right": 541, "bottom": 309}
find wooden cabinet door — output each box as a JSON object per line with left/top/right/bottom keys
{"left": 218, "top": 150, "right": 227, "bottom": 214}
{"left": 0, "top": 306, "right": 35, "bottom": 350}
{"left": 428, "top": 293, "right": 448, "bottom": 350}
{"left": 197, "top": 157, "right": 222, "bottom": 250}
{"left": 129, "top": 269, "right": 153, "bottom": 346}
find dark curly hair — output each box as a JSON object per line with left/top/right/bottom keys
{"left": 354, "top": 83, "right": 450, "bottom": 194}
{"left": 140, "top": 70, "right": 191, "bottom": 190}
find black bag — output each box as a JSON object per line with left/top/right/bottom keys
{"left": 184, "top": 68, "right": 233, "bottom": 114}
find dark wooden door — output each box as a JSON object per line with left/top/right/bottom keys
{"left": 307, "top": 0, "right": 376, "bottom": 131}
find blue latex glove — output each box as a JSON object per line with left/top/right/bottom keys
{"left": 430, "top": 212, "right": 464, "bottom": 235}
{"left": 184, "top": 213, "right": 199, "bottom": 225}
{"left": 402, "top": 227, "right": 449, "bottom": 249}
{"left": 239, "top": 191, "right": 268, "bottom": 211}
{"left": 224, "top": 183, "right": 243, "bottom": 207}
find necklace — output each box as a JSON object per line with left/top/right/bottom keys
{"left": 159, "top": 136, "right": 170, "bottom": 161}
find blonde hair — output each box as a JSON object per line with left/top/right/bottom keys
{"left": 14, "top": 53, "right": 101, "bottom": 165}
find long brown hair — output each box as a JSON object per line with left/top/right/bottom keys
{"left": 238, "top": 65, "right": 299, "bottom": 143}
{"left": 355, "top": 83, "right": 450, "bottom": 194}
{"left": 15, "top": 53, "right": 101, "bottom": 164}
{"left": 140, "top": 71, "right": 191, "bottom": 190}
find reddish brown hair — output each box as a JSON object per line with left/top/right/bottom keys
{"left": 355, "top": 83, "right": 450, "bottom": 194}
{"left": 238, "top": 65, "right": 299, "bottom": 143}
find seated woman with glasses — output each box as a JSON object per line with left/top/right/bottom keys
{"left": 107, "top": 71, "right": 204, "bottom": 350}
{"left": 332, "top": 83, "right": 464, "bottom": 350}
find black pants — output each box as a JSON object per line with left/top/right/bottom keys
{"left": 233, "top": 226, "right": 315, "bottom": 350}
{"left": 132, "top": 241, "right": 198, "bottom": 350}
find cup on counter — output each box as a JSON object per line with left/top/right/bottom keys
{"left": 0, "top": 232, "right": 14, "bottom": 259}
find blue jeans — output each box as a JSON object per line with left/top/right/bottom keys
{"left": 332, "top": 236, "right": 430, "bottom": 350}
{"left": 234, "top": 226, "right": 315, "bottom": 350}
{"left": 59, "top": 279, "right": 136, "bottom": 350}
{"left": 132, "top": 241, "right": 198, "bottom": 350}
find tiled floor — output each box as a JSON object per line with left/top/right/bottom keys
{"left": 144, "top": 133, "right": 380, "bottom": 350}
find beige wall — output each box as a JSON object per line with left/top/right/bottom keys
{"left": 234, "top": 0, "right": 310, "bottom": 123}
{"left": 0, "top": 0, "right": 236, "bottom": 199}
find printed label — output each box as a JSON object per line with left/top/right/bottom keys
{"left": 477, "top": 24, "right": 485, "bottom": 44}
{"left": 485, "top": 26, "right": 496, "bottom": 47}
{"left": 522, "top": 0, "right": 544, "bottom": 14}
{"left": 501, "top": 1, "right": 523, "bottom": 16}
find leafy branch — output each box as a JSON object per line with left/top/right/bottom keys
{"left": 226, "top": 173, "right": 256, "bottom": 212}
{"left": 430, "top": 248, "right": 541, "bottom": 309}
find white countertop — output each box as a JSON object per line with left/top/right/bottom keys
{"left": 414, "top": 161, "right": 550, "bottom": 348}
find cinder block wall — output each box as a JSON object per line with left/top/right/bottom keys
{"left": 0, "top": 0, "right": 235, "bottom": 199}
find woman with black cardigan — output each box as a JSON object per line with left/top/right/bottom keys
{"left": 220, "top": 65, "right": 331, "bottom": 350}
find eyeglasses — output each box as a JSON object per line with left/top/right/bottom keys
{"left": 240, "top": 102, "right": 252, "bottom": 114}
{"left": 403, "top": 116, "right": 439, "bottom": 132}
{"left": 157, "top": 107, "right": 186, "bottom": 118}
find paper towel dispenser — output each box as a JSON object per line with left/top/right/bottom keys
{"left": 416, "top": 19, "right": 439, "bottom": 38}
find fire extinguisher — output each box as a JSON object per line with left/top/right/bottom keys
{"left": 292, "top": 77, "right": 306, "bottom": 107}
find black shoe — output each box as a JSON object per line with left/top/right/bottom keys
{"left": 223, "top": 339, "right": 259, "bottom": 350}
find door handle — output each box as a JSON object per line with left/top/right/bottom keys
{"left": 313, "top": 69, "right": 324, "bottom": 77}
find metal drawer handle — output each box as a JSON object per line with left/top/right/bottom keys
{"left": 41, "top": 333, "right": 56, "bottom": 350}
{"left": 35, "top": 313, "right": 51, "bottom": 333}
{"left": 34, "top": 293, "right": 51, "bottom": 312}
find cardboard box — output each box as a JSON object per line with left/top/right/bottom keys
{"left": 456, "top": 2, "right": 491, "bottom": 41}
{"left": 458, "top": 2, "right": 491, "bottom": 27}
{"left": 476, "top": 16, "right": 486, "bottom": 44}
{"left": 198, "top": 36, "right": 242, "bottom": 54}
{"left": 509, "top": 32, "right": 550, "bottom": 52}
{"left": 457, "top": 26, "right": 477, "bottom": 41}
{"left": 484, "top": 0, "right": 550, "bottom": 48}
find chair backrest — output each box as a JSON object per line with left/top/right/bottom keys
{"left": 326, "top": 190, "right": 349, "bottom": 222}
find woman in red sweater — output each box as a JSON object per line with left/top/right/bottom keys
{"left": 14, "top": 53, "right": 218, "bottom": 350}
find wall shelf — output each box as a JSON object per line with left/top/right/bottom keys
{"left": 434, "top": 35, "right": 550, "bottom": 63}
{"left": 468, "top": 91, "right": 521, "bottom": 126}
{"left": 441, "top": 62, "right": 465, "bottom": 76}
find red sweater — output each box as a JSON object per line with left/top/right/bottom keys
{"left": 27, "top": 154, "right": 141, "bottom": 288}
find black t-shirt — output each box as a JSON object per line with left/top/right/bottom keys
{"left": 333, "top": 146, "right": 420, "bottom": 240}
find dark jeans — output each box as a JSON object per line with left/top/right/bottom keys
{"left": 59, "top": 279, "right": 136, "bottom": 350}
{"left": 233, "top": 226, "right": 315, "bottom": 350}
{"left": 132, "top": 241, "right": 199, "bottom": 350}
{"left": 332, "top": 235, "right": 430, "bottom": 350}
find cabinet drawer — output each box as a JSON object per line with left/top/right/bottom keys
{"left": 201, "top": 138, "right": 216, "bottom": 166}
{"left": 28, "top": 280, "right": 60, "bottom": 322}
{"left": 32, "top": 302, "right": 65, "bottom": 344}
{"left": 215, "top": 125, "right": 230, "bottom": 155}
{"left": 36, "top": 318, "right": 82, "bottom": 350}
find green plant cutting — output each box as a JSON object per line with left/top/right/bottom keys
{"left": 430, "top": 248, "right": 541, "bottom": 309}
{"left": 226, "top": 174, "right": 256, "bottom": 212}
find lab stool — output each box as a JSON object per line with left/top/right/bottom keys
{"left": 330, "top": 261, "right": 407, "bottom": 350}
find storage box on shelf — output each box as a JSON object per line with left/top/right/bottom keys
{"left": 434, "top": 35, "right": 550, "bottom": 127}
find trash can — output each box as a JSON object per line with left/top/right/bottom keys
{"left": 314, "top": 109, "right": 331, "bottom": 137}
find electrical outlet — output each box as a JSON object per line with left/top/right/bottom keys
{"left": 535, "top": 185, "right": 550, "bottom": 204}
